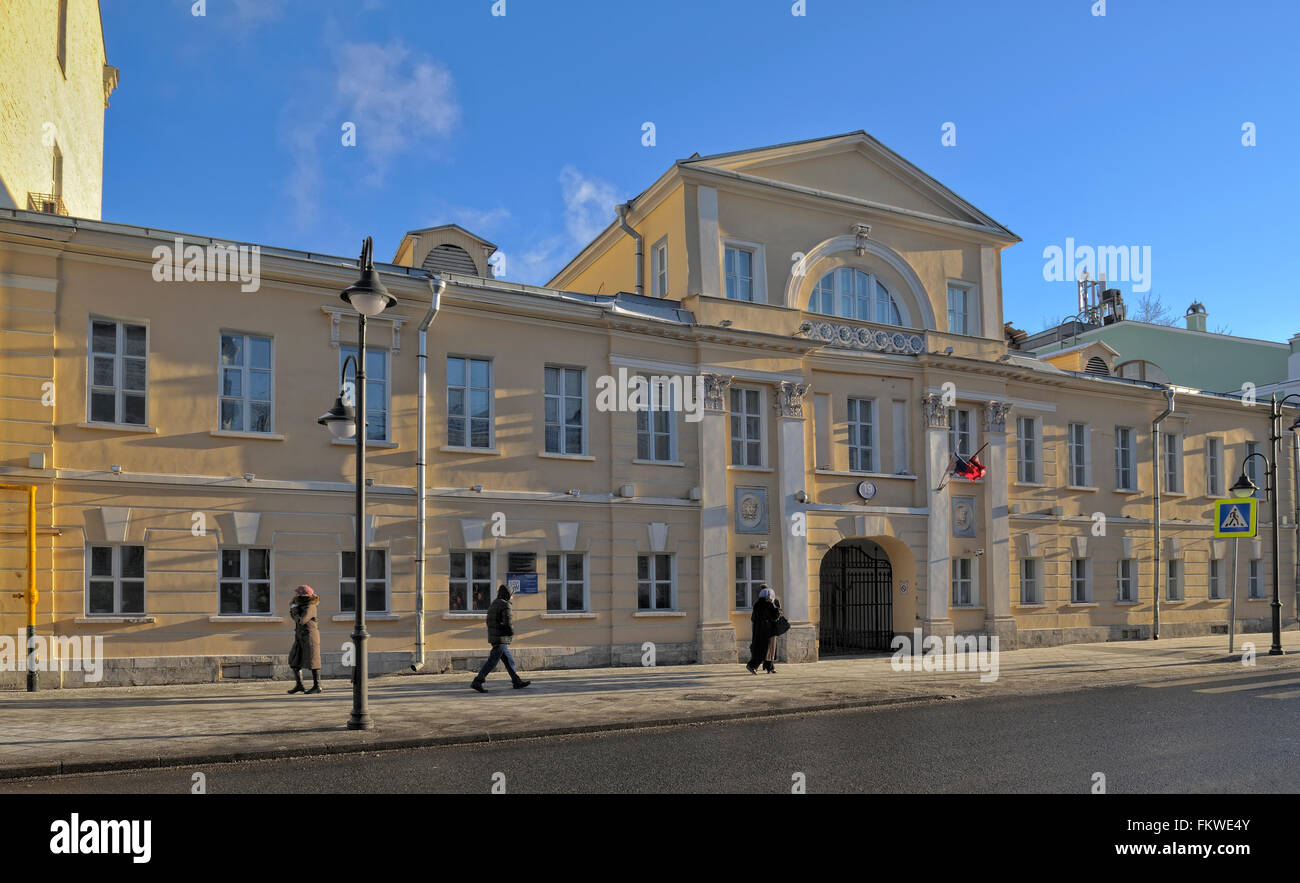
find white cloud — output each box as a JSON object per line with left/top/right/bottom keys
{"left": 559, "top": 165, "right": 619, "bottom": 245}
{"left": 231, "top": 0, "right": 286, "bottom": 25}
{"left": 278, "top": 41, "right": 459, "bottom": 227}
{"left": 335, "top": 41, "right": 459, "bottom": 177}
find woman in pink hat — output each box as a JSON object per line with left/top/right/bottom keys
{"left": 288, "top": 585, "right": 322, "bottom": 694}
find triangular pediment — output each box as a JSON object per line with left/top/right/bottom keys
{"left": 684, "top": 131, "right": 1014, "bottom": 238}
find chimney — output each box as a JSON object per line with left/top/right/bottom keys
{"left": 1184, "top": 301, "right": 1207, "bottom": 332}
{"left": 1289, "top": 334, "right": 1300, "bottom": 381}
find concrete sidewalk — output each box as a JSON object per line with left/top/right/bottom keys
{"left": 1, "top": 630, "right": 1296, "bottom": 780}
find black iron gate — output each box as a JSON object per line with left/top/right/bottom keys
{"left": 819, "top": 543, "right": 893, "bottom": 654}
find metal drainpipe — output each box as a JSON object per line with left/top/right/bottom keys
{"left": 1152, "top": 387, "right": 1175, "bottom": 640}
{"left": 617, "top": 202, "right": 644, "bottom": 296}
{"left": 412, "top": 274, "right": 444, "bottom": 671}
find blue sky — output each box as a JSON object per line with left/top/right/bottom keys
{"left": 100, "top": 0, "right": 1298, "bottom": 339}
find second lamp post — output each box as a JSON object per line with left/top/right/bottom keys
{"left": 318, "top": 237, "right": 396, "bottom": 730}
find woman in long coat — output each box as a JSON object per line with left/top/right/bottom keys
{"left": 288, "top": 585, "right": 322, "bottom": 694}
{"left": 747, "top": 585, "right": 781, "bottom": 674}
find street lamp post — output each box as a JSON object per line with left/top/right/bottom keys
{"left": 318, "top": 237, "right": 396, "bottom": 730}
{"left": 1229, "top": 393, "right": 1300, "bottom": 657}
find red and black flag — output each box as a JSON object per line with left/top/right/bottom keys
{"left": 935, "top": 442, "right": 989, "bottom": 491}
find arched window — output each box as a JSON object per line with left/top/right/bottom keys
{"left": 810, "top": 269, "right": 903, "bottom": 326}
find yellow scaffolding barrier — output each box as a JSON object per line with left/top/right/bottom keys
{"left": 1, "top": 484, "right": 37, "bottom": 691}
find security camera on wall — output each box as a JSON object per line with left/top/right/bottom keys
{"left": 975, "top": 548, "right": 985, "bottom": 556}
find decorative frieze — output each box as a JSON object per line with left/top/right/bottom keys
{"left": 806, "top": 319, "right": 924, "bottom": 355}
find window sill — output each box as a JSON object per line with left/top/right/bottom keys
{"left": 728, "top": 465, "right": 773, "bottom": 473}
{"left": 75, "top": 616, "right": 154, "bottom": 623}
{"left": 633, "top": 610, "right": 686, "bottom": 617}
{"left": 1205, "top": 598, "right": 1228, "bottom": 604}
{"left": 538, "top": 451, "right": 596, "bottom": 461}
{"left": 540, "top": 612, "right": 597, "bottom": 620}
{"left": 1116, "top": 600, "right": 1141, "bottom": 606}
{"left": 440, "top": 445, "right": 501, "bottom": 456}
{"left": 334, "top": 438, "right": 398, "bottom": 448}
{"left": 632, "top": 458, "right": 686, "bottom": 467}
{"left": 212, "top": 430, "right": 285, "bottom": 441}
{"left": 1014, "top": 602, "right": 1045, "bottom": 608}
{"left": 950, "top": 605, "right": 984, "bottom": 611}
{"left": 1113, "top": 488, "right": 1142, "bottom": 495}
{"left": 1066, "top": 485, "right": 1100, "bottom": 493}
{"left": 1066, "top": 602, "right": 1098, "bottom": 608}
{"left": 209, "top": 615, "right": 284, "bottom": 623}
{"left": 76, "top": 422, "right": 157, "bottom": 434}
{"left": 1163, "top": 491, "right": 1187, "bottom": 498}
{"left": 443, "top": 612, "right": 488, "bottom": 620}
{"left": 1163, "top": 599, "right": 1187, "bottom": 605}
{"left": 1014, "top": 481, "right": 1047, "bottom": 488}
{"left": 815, "top": 469, "right": 917, "bottom": 481}
{"left": 332, "top": 613, "right": 400, "bottom": 621}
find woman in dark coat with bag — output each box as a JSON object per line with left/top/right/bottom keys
{"left": 747, "top": 585, "right": 783, "bottom": 674}
{"left": 288, "top": 584, "right": 322, "bottom": 694}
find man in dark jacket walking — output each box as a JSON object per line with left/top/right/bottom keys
{"left": 470, "top": 584, "right": 531, "bottom": 692}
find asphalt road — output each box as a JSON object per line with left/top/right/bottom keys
{"left": 6, "top": 666, "right": 1298, "bottom": 794}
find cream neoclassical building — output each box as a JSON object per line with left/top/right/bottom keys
{"left": 1, "top": 5, "right": 1295, "bottom": 686}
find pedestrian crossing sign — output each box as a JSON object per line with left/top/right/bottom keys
{"left": 1213, "top": 499, "right": 1257, "bottom": 538}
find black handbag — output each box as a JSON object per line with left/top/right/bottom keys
{"left": 773, "top": 615, "right": 791, "bottom": 636}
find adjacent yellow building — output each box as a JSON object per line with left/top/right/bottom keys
{"left": 1, "top": 3, "right": 1295, "bottom": 687}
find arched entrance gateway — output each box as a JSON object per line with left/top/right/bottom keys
{"left": 818, "top": 539, "right": 894, "bottom": 654}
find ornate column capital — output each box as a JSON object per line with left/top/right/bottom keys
{"left": 702, "top": 373, "right": 733, "bottom": 412}
{"left": 922, "top": 393, "right": 950, "bottom": 430}
{"left": 775, "top": 381, "right": 812, "bottom": 419}
{"left": 982, "top": 400, "right": 1013, "bottom": 434}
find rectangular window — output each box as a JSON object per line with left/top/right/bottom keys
{"left": 1017, "top": 416, "right": 1038, "bottom": 483}
{"left": 948, "top": 407, "right": 974, "bottom": 458}
{"left": 1206, "top": 437, "right": 1222, "bottom": 497}
{"left": 1071, "top": 558, "right": 1090, "bottom": 603}
{"left": 219, "top": 333, "right": 273, "bottom": 433}
{"left": 86, "top": 544, "right": 145, "bottom": 615}
{"left": 1249, "top": 559, "right": 1262, "bottom": 599}
{"left": 544, "top": 366, "right": 585, "bottom": 455}
{"left": 637, "top": 554, "right": 675, "bottom": 610}
{"left": 1068, "top": 422, "right": 1090, "bottom": 486}
{"left": 636, "top": 375, "right": 677, "bottom": 462}
{"left": 947, "top": 285, "right": 971, "bottom": 335}
{"left": 1117, "top": 558, "right": 1134, "bottom": 602}
{"left": 652, "top": 237, "right": 668, "bottom": 297}
{"left": 951, "top": 558, "right": 974, "bottom": 606}
{"left": 1166, "top": 559, "right": 1183, "bottom": 601}
{"left": 447, "top": 356, "right": 492, "bottom": 448}
{"left": 340, "top": 549, "right": 387, "bottom": 613}
{"left": 1115, "top": 426, "right": 1135, "bottom": 490}
{"left": 847, "top": 397, "right": 875, "bottom": 473}
{"left": 735, "top": 555, "right": 766, "bottom": 610}
{"left": 724, "top": 246, "right": 754, "bottom": 302}
{"left": 219, "top": 548, "right": 272, "bottom": 615}
{"left": 341, "top": 345, "right": 388, "bottom": 442}
{"left": 1019, "top": 558, "right": 1039, "bottom": 604}
{"left": 56, "top": 0, "right": 68, "bottom": 74}
{"left": 546, "top": 553, "right": 587, "bottom": 612}
{"left": 449, "top": 550, "right": 493, "bottom": 612}
{"left": 1162, "top": 432, "right": 1183, "bottom": 493}
{"left": 1209, "top": 558, "right": 1223, "bottom": 600}
{"left": 1245, "top": 442, "right": 1263, "bottom": 498}
{"left": 88, "top": 318, "right": 148, "bottom": 425}
{"left": 730, "top": 387, "right": 763, "bottom": 466}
